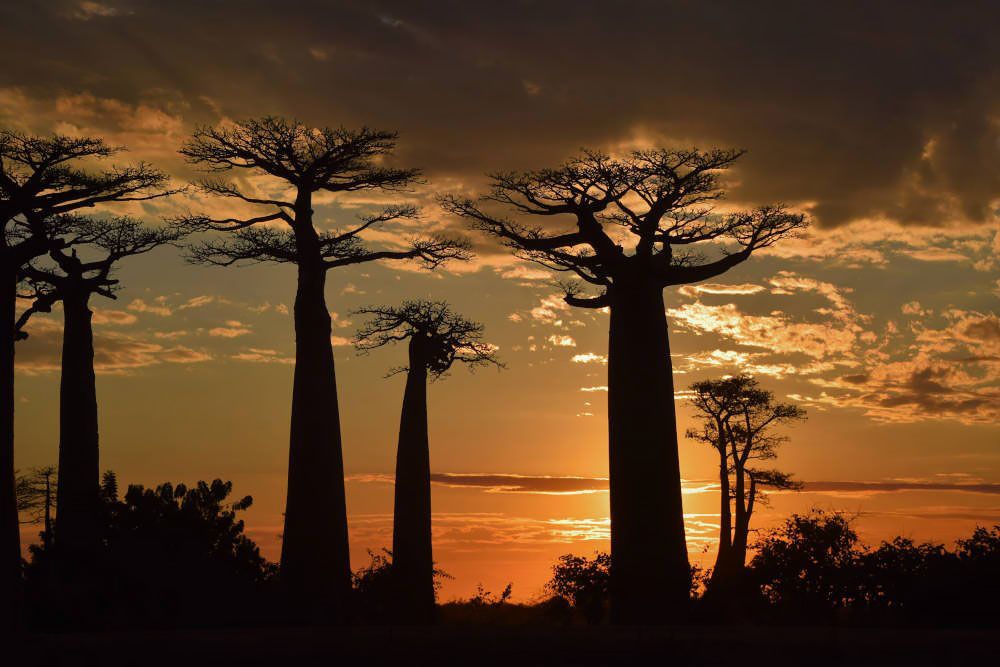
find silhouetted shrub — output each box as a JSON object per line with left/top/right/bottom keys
{"left": 547, "top": 552, "right": 610, "bottom": 624}
{"left": 749, "top": 510, "right": 862, "bottom": 619}
{"left": 350, "top": 548, "right": 452, "bottom": 623}
{"left": 748, "top": 510, "right": 1000, "bottom": 626}
{"left": 25, "top": 474, "right": 276, "bottom": 630}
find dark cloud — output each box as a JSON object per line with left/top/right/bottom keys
{"left": 803, "top": 481, "right": 1000, "bottom": 496}
{"left": 1, "top": 1, "right": 998, "bottom": 227}
{"left": 352, "top": 473, "right": 1000, "bottom": 497}
{"left": 430, "top": 472, "right": 608, "bottom": 494}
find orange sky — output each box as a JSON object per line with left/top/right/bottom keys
{"left": 5, "top": 0, "right": 999, "bottom": 601}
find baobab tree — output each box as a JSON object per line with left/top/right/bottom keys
{"left": 353, "top": 300, "right": 500, "bottom": 622}
{"left": 180, "top": 118, "right": 469, "bottom": 618}
{"left": 19, "top": 216, "right": 184, "bottom": 555}
{"left": 687, "top": 375, "right": 804, "bottom": 592}
{"left": 1, "top": 129, "right": 169, "bottom": 629}
{"left": 442, "top": 149, "right": 807, "bottom": 622}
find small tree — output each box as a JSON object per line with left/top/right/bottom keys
{"left": 180, "top": 118, "right": 468, "bottom": 618}
{"left": 20, "top": 216, "right": 184, "bottom": 554}
{"left": 443, "top": 149, "right": 806, "bottom": 622}
{"left": 354, "top": 300, "right": 499, "bottom": 622}
{"left": 1, "top": 129, "right": 170, "bottom": 628}
{"left": 687, "top": 375, "right": 804, "bottom": 589}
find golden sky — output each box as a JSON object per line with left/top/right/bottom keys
{"left": 4, "top": 1, "right": 999, "bottom": 600}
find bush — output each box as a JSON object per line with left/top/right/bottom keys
{"left": 25, "top": 473, "right": 276, "bottom": 630}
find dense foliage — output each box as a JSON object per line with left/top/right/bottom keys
{"left": 25, "top": 473, "right": 276, "bottom": 629}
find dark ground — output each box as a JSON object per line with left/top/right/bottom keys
{"left": 10, "top": 625, "right": 999, "bottom": 667}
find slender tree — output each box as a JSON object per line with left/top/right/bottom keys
{"left": 1, "top": 129, "right": 169, "bottom": 629}
{"left": 722, "top": 380, "right": 804, "bottom": 570}
{"left": 443, "top": 149, "right": 806, "bottom": 622}
{"left": 180, "top": 118, "right": 469, "bottom": 618}
{"left": 20, "top": 216, "right": 184, "bottom": 555}
{"left": 353, "top": 300, "right": 499, "bottom": 622}
{"left": 686, "top": 376, "right": 751, "bottom": 584}
{"left": 687, "top": 375, "right": 804, "bottom": 591}
{"left": 15, "top": 466, "right": 57, "bottom": 549}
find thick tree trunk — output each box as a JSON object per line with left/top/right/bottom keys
{"left": 607, "top": 281, "right": 689, "bottom": 624}
{"left": 0, "top": 267, "right": 22, "bottom": 630}
{"left": 391, "top": 339, "right": 435, "bottom": 622}
{"left": 279, "top": 205, "right": 352, "bottom": 620}
{"left": 54, "top": 292, "right": 101, "bottom": 554}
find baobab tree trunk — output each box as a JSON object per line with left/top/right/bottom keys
{"left": 280, "top": 211, "right": 352, "bottom": 620}
{"left": 54, "top": 292, "right": 101, "bottom": 554}
{"left": 0, "top": 268, "right": 22, "bottom": 630}
{"left": 607, "top": 280, "right": 689, "bottom": 624}
{"left": 391, "top": 338, "right": 435, "bottom": 622}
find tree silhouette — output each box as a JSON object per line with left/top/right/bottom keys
{"left": 20, "top": 217, "right": 184, "bottom": 556}
{"left": 750, "top": 510, "right": 863, "bottom": 616}
{"left": 15, "top": 466, "right": 56, "bottom": 549}
{"left": 1, "top": 129, "right": 170, "bottom": 629}
{"left": 353, "top": 300, "right": 499, "bottom": 622}
{"left": 180, "top": 118, "right": 469, "bottom": 618}
{"left": 688, "top": 375, "right": 804, "bottom": 591}
{"left": 26, "top": 473, "right": 276, "bottom": 629}
{"left": 442, "top": 149, "right": 806, "bottom": 622}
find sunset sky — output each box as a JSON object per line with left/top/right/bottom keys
{"left": 3, "top": 1, "right": 998, "bottom": 600}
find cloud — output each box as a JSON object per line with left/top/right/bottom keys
{"left": 208, "top": 320, "right": 252, "bottom": 338}
{"left": 16, "top": 327, "right": 211, "bottom": 374}
{"left": 5, "top": 1, "right": 998, "bottom": 232}
{"left": 128, "top": 298, "right": 172, "bottom": 317}
{"left": 178, "top": 295, "right": 215, "bottom": 310}
{"left": 350, "top": 472, "right": 722, "bottom": 503}
{"left": 792, "top": 308, "right": 1000, "bottom": 424}
{"left": 498, "top": 264, "right": 552, "bottom": 282}
{"left": 678, "top": 283, "right": 765, "bottom": 297}
{"left": 64, "top": 2, "right": 124, "bottom": 22}
{"left": 571, "top": 352, "right": 607, "bottom": 364}
{"left": 90, "top": 308, "right": 137, "bottom": 326}
{"left": 153, "top": 330, "right": 188, "bottom": 340}
{"left": 547, "top": 334, "right": 576, "bottom": 347}
{"left": 667, "top": 301, "right": 861, "bottom": 360}
{"left": 232, "top": 348, "right": 294, "bottom": 364}
{"left": 902, "top": 301, "right": 930, "bottom": 316}
{"left": 800, "top": 480, "right": 1000, "bottom": 497}
{"left": 528, "top": 294, "right": 570, "bottom": 324}
{"left": 901, "top": 247, "right": 973, "bottom": 263}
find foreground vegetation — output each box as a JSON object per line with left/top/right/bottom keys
{"left": 16, "top": 471, "right": 999, "bottom": 631}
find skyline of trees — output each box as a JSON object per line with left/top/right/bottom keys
{"left": 3, "top": 122, "right": 835, "bottom": 626}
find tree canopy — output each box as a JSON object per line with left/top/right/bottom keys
{"left": 442, "top": 149, "right": 806, "bottom": 308}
